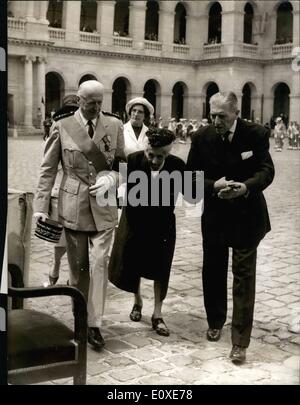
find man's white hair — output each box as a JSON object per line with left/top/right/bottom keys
{"left": 77, "top": 80, "right": 104, "bottom": 98}
{"left": 209, "top": 92, "right": 238, "bottom": 112}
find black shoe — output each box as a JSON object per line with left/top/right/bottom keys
{"left": 206, "top": 328, "right": 221, "bottom": 342}
{"left": 151, "top": 316, "right": 170, "bottom": 337}
{"left": 130, "top": 304, "right": 142, "bottom": 322}
{"left": 229, "top": 345, "right": 246, "bottom": 364}
{"left": 88, "top": 327, "right": 105, "bottom": 350}
{"left": 49, "top": 275, "right": 59, "bottom": 285}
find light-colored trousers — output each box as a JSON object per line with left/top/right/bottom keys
{"left": 64, "top": 227, "right": 115, "bottom": 327}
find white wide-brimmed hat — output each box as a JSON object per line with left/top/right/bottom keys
{"left": 125, "top": 97, "right": 154, "bottom": 116}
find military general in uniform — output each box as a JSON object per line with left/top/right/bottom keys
{"left": 34, "top": 80, "right": 125, "bottom": 349}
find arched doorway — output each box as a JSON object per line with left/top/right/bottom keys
{"left": 47, "top": 0, "right": 63, "bottom": 28}
{"left": 172, "top": 82, "right": 187, "bottom": 120}
{"left": 276, "top": 2, "right": 293, "bottom": 44}
{"left": 241, "top": 83, "right": 252, "bottom": 120}
{"left": 143, "top": 80, "right": 160, "bottom": 118}
{"left": 79, "top": 74, "right": 98, "bottom": 86}
{"left": 273, "top": 83, "right": 290, "bottom": 124}
{"left": 113, "top": 0, "right": 129, "bottom": 36}
{"left": 205, "top": 82, "right": 219, "bottom": 119}
{"left": 45, "top": 72, "right": 64, "bottom": 115}
{"left": 80, "top": 0, "right": 97, "bottom": 32}
{"left": 174, "top": 3, "right": 187, "bottom": 44}
{"left": 208, "top": 2, "right": 222, "bottom": 44}
{"left": 112, "top": 77, "right": 131, "bottom": 122}
{"left": 145, "top": 1, "right": 159, "bottom": 41}
{"left": 243, "top": 3, "right": 254, "bottom": 44}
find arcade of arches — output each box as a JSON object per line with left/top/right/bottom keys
{"left": 7, "top": 1, "right": 299, "bottom": 129}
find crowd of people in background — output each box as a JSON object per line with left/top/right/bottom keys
{"left": 42, "top": 108, "right": 300, "bottom": 151}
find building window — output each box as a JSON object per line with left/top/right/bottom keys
{"left": 273, "top": 83, "right": 290, "bottom": 123}
{"left": 80, "top": 0, "right": 97, "bottom": 33}
{"left": 172, "top": 82, "right": 187, "bottom": 121}
{"left": 174, "top": 3, "right": 187, "bottom": 45}
{"left": 112, "top": 77, "right": 130, "bottom": 122}
{"left": 275, "top": 2, "right": 293, "bottom": 44}
{"left": 145, "top": 1, "right": 159, "bottom": 41}
{"left": 113, "top": 0, "right": 129, "bottom": 37}
{"left": 204, "top": 82, "right": 219, "bottom": 120}
{"left": 47, "top": 0, "right": 63, "bottom": 28}
{"left": 207, "top": 2, "right": 222, "bottom": 44}
{"left": 241, "top": 83, "right": 252, "bottom": 119}
{"left": 243, "top": 3, "right": 254, "bottom": 44}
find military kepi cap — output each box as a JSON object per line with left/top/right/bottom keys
{"left": 35, "top": 218, "right": 63, "bottom": 243}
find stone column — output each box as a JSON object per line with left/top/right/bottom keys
{"left": 103, "top": 89, "right": 113, "bottom": 112}
{"left": 293, "top": 6, "right": 300, "bottom": 47}
{"left": 158, "top": 5, "right": 174, "bottom": 54}
{"left": 186, "top": 93, "right": 203, "bottom": 121}
{"left": 24, "top": 0, "right": 35, "bottom": 21}
{"left": 98, "top": 1, "right": 115, "bottom": 47}
{"left": 186, "top": 14, "right": 203, "bottom": 58}
{"left": 160, "top": 93, "right": 173, "bottom": 124}
{"left": 262, "top": 95, "right": 273, "bottom": 125}
{"left": 63, "top": 0, "right": 81, "bottom": 42}
{"left": 38, "top": 0, "right": 49, "bottom": 24}
{"left": 37, "top": 57, "right": 46, "bottom": 121}
{"left": 289, "top": 95, "right": 300, "bottom": 122}
{"left": 219, "top": 1, "right": 244, "bottom": 56}
{"left": 22, "top": 56, "right": 35, "bottom": 128}
{"left": 129, "top": 1, "right": 147, "bottom": 50}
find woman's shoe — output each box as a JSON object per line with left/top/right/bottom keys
{"left": 129, "top": 304, "right": 142, "bottom": 322}
{"left": 151, "top": 316, "right": 170, "bottom": 336}
{"left": 49, "top": 275, "right": 59, "bottom": 285}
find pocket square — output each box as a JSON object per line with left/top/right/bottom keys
{"left": 241, "top": 151, "right": 253, "bottom": 160}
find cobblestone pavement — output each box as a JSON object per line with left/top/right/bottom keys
{"left": 8, "top": 136, "right": 300, "bottom": 385}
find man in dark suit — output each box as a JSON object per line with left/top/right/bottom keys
{"left": 186, "top": 92, "right": 274, "bottom": 364}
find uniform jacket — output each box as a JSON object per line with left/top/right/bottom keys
{"left": 123, "top": 121, "right": 149, "bottom": 157}
{"left": 34, "top": 110, "right": 125, "bottom": 231}
{"left": 186, "top": 118, "right": 275, "bottom": 247}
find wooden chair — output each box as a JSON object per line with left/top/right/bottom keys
{"left": 7, "top": 264, "right": 87, "bottom": 385}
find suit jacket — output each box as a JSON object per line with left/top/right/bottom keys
{"left": 34, "top": 110, "right": 125, "bottom": 231}
{"left": 186, "top": 118, "right": 275, "bottom": 247}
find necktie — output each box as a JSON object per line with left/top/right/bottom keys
{"left": 87, "top": 120, "right": 94, "bottom": 139}
{"left": 223, "top": 130, "right": 231, "bottom": 143}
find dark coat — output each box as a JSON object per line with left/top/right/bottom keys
{"left": 108, "top": 151, "right": 185, "bottom": 300}
{"left": 186, "top": 118, "right": 275, "bottom": 248}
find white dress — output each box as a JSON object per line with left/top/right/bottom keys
{"left": 123, "top": 121, "right": 149, "bottom": 157}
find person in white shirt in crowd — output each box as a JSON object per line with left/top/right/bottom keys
{"left": 274, "top": 116, "right": 286, "bottom": 151}
{"left": 123, "top": 97, "right": 155, "bottom": 158}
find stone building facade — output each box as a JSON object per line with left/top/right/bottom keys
{"left": 7, "top": 0, "right": 300, "bottom": 132}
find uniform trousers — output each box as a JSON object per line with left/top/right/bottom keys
{"left": 202, "top": 240, "right": 258, "bottom": 347}
{"left": 64, "top": 227, "right": 115, "bottom": 327}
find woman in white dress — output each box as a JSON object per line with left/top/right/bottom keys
{"left": 123, "top": 97, "right": 154, "bottom": 157}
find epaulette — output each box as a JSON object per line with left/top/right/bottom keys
{"left": 53, "top": 106, "right": 78, "bottom": 121}
{"left": 102, "top": 111, "right": 122, "bottom": 120}
{"left": 53, "top": 111, "right": 76, "bottom": 121}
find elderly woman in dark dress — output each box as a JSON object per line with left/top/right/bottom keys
{"left": 109, "top": 128, "right": 188, "bottom": 336}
